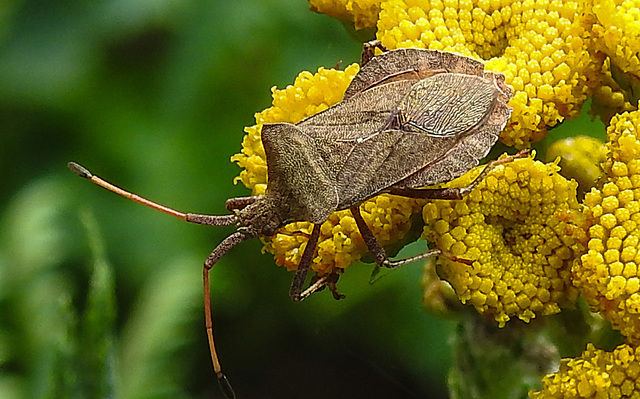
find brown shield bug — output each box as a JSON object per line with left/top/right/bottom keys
{"left": 69, "top": 42, "right": 516, "bottom": 398}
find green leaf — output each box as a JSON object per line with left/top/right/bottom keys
{"left": 0, "top": 177, "right": 82, "bottom": 398}
{"left": 118, "top": 255, "right": 202, "bottom": 399}
{"left": 79, "top": 209, "right": 117, "bottom": 399}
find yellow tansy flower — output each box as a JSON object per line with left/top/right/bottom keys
{"left": 375, "top": 0, "right": 592, "bottom": 149}
{"left": 312, "top": 0, "right": 597, "bottom": 147}
{"left": 231, "top": 65, "right": 423, "bottom": 275}
{"left": 591, "top": 0, "right": 640, "bottom": 79}
{"left": 309, "top": 0, "right": 382, "bottom": 29}
{"left": 574, "top": 109, "right": 640, "bottom": 344}
{"left": 421, "top": 155, "right": 586, "bottom": 326}
{"left": 588, "top": 0, "right": 640, "bottom": 122}
{"left": 529, "top": 343, "right": 640, "bottom": 399}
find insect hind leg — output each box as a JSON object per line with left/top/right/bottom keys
{"left": 351, "top": 205, "right": 473, "bottom": 269}
{"left": 387, "top": 149, "right": 530, "bottom": 200}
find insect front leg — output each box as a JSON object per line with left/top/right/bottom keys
{"left": 225, "top": 196, "right": 261, "bottom": 211}
{"left": 296, "top": 272, "right": 344, "bottom": 301}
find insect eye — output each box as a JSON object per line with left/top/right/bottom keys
{"left": 262, "top": 224, "right": 276, "bottom": 237}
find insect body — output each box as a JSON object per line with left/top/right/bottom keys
{"left": 69, "top": 45, "right": 514, "bottom": 399}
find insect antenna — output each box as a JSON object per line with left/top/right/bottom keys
{"left": 67, "top": 162, "right": 237, "bottom": 226}
{"left": 68, "top": 161, "right": 238, "bottom": 399}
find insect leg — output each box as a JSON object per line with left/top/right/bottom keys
{"left": 225, "top": 196, "right": 261, "bottom": 211}
{"left": 361, "top": 40, "right": 388, "bottom": 66}
{"left": 388, "top": 150, "right": 530, "bottom": 200}
{"left": 203, "top": 231, "right": 250, "bottom": 399}
{"left": 324, "top": 272, "right": 345, "bottom": 300}
{"left": 296, "top": 274, "right": 329, "bottom": 300}
{"left": 296, "top": 272, "right": 344, "bottom": 301}
{"left": 352, "top": 205, "right": 472, "bottom": 268}
{"left": 289, "top": 223, "right": 322, "bottom": 301}
{"left": 350, "top": 204, "right": 389, "bottom": 266}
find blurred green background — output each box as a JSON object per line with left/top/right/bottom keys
{"left": 0, "top": 0, "right": 456, "bottom": 397}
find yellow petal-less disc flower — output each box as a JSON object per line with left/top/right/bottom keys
{"left": 529, "top": 343, "right": 640, "bottom": 399}
{"left": 589, "top": 0, "right": 640, "bottom": 121}
{"left": 375, "top": 0, "right": 593, "bottom": 149}
{"left": 574, "top": 109, "right": 640, "bottom": 344}
{"left": 421, "top": 155, "right": 586, "bottom": 326}
{"left": 231, "top": 65, "right": 423, "bottom": 275}
{"left": 592, "top": 0, "right": 640, "bottom": 79}
{"left": 309, "top": 0, "right": 382, "bottom": 30}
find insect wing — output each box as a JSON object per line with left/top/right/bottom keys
{"left": 264, "top": 65, "right": 512, "bottom": 215}
{"left": 296, "top": 79, "right": 414, "bottom": 141}
{"left": 399, "top": 73, "right": 497, "bottom": 137}
{"left": 394, "top": 88, "right": 512, "bottom": 189}
{"left": 331, "top": 73, "right": 512, "bottom": 208}
{"left": 344, "top": 48, "right": 485, "bottom": 99}
{"left": 295, "top": 79, "right": 415, "bottom": 189}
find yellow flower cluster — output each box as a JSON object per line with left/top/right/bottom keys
{"left": 377, "top": 0, "right": 592, "bottom": 148}
{"left": 592, "top": 0, "right": 640, "bottom": 78}
{"left": 232, "top": 65, "right": 423, "bottom": 275}
{"left": 544, "top": 136, "right": 607, "bottom": 197}
{"left": 310, "top": 0, "right": 593, "bottom": 148}
{"left": 574, "top": 109, "right": 640, "bottom": 345}
{"left": 529, "top": 343, "right": 640, "bottom": 398}
{"left": 589, "top": 0, "right": 640, "bottom": 121}
{"left": 308, "top": 0, "right": 382, "bottom": 30}
{"left": 420, "top": 155, "right": 586, "bottom": 326}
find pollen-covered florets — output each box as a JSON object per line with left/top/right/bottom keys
{"left": 265, "top": 195, "right": 422, "bottom": 274}
{"left": 590, "top": 57, "right": 639, "bottom": 123}
{"left": 529, "top": 343, "right": 640, "bottom": 399}
{"left": 574, "top": 109, "right": 640, "bottom": 344}
{"left": 588, "top": 0, "right": 640, "bottom": 121}
{"left": 232, "top": 65, "right": 423, "bottom": 276}
{"left": 421, "top": 154, "right": 586, "bottom": 326}
{"left": 376, "top": 0, "right": 592, "bottom": 149}
{"left": 591, "top": 0, "right": 640, "bottom": 78}
{"left": 310, "top": 0, "right": 593, "bottom": 149}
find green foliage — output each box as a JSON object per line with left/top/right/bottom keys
{"left": 0, "top": 0, "right": 455, "bottom": 397}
